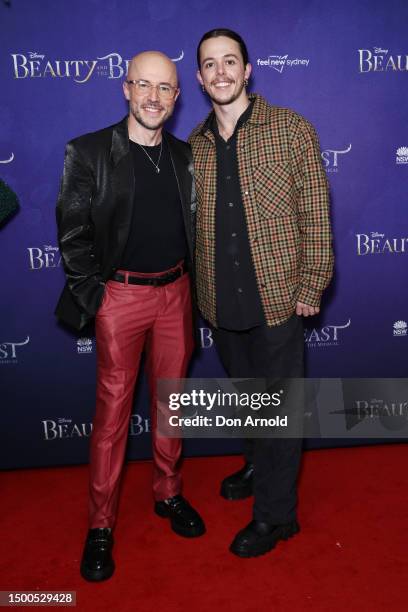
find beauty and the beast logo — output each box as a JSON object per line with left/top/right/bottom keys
{"left": 11, "top": 51, "right": 184, "bottom": 83}
{"left": 358, "top": 47, "right": 408, "bottom": 73}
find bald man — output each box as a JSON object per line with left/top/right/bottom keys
{"left": 56, "top": 51, "right": 205, "bottom": 582}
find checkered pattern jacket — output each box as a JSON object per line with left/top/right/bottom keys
{"left": 188, "top": 93, "right": 334, "bottom": 327}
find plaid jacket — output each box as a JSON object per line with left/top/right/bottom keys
{"left": 188, "top": 93, "right": 334, "bottom": 327}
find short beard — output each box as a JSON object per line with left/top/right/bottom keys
{"left": 207, "top": 80, "right": 246, "bottom": 106}
{"left": 131, "top": 107, "right": 168, "bottom": 131}
{"left": 129, "top": 107, "right": 172, "bottom": 130}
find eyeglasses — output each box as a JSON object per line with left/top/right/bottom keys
{"left": 125, "top": 79, "right": 178, "bottom": 99}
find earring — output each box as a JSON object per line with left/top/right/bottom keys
{"left": 201, "top": 85, "right": 205, "bottom": 92}
{"left": 244, "top": 79, "right": 248, "bottom": 87}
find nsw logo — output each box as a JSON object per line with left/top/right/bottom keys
{"left": 393, "top": 321, "right": 407, "bottom": 337}
{"left": 396, "top": 147, "right": 408, "bottom": 165}
{"left": 77, "top": 337, "right": 93, "bottom": 354}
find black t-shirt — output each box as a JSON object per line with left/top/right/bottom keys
{"left": 119, "top": 138, "right": 188, "bottom": 273}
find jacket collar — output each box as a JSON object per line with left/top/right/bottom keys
{"left": 200, "top": 93, "right": 271, "bottom": 137}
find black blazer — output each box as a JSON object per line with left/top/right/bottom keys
{"left": 55, "top": 116, "right": 196, "bottom": 330}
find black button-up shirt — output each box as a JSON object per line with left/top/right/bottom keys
{"left": 212, "top": 102, "right": 265, "bottom": 330}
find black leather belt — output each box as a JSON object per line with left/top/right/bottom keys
{"left": 112, "top": 263, "right": 186, "bottom": 287}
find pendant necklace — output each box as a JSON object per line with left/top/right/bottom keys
{"left": 137, "top": 140, "right": 163, "bottom": 173}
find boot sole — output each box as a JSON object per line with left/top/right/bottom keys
{"left": 220, "top": 483, "right": 253, "bottom": 500}
{"left": 230, "top": 521, "right": 300, "bottom": 558}
{"left": 80, "top": 562, "right": 115, "bottom": 582}
{"left": 155, "top": 506, "right": 206, "bottom": 538}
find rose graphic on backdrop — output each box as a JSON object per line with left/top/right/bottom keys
{"left": 0, "top": 153, "right": 14, "bottom": 163}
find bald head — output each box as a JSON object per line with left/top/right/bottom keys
{"left": 127, "top": 51, "right": 178, "bottom": 87}
{"left": 123, "top": 50, "right": 180, "bottom": 137}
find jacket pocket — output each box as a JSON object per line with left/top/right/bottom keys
{"left": 253, "top": 162, "right": 296, "bottom": 218}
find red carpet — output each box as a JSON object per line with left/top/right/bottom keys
{"left": 1, "top": 446, "right": 408, "bottom": 611}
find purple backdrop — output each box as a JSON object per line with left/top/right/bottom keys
{"left": 1, "top": 0, "right": 407, "bottom": 468}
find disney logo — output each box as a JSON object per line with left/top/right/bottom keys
{"left": 28, "top": 52, "right": 45, "bottom": 60}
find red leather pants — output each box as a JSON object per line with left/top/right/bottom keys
{"left": 89, "top": 268, "right": 193, "bottom": 528}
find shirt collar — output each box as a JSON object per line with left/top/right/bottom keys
{"left": 210, "top": 99, "right": 254, "bottom": 139}
{"left": 201, "top": 93, "right": 272, "bottom": 138}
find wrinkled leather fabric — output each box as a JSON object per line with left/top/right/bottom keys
{"left": 55, "top": 116, "right": 196, "bottom": 329}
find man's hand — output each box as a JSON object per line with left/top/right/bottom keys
{"left": 296, "top": 301, "right": 320, "bottom": 317}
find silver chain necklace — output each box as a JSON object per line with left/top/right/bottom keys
{"left": 137, "top": 140, "right": 163, "bottom": 173}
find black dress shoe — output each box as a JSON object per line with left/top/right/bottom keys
{"left": 220, "top": 462, "right": 254, "bottom": 500}
{"left": 230, "top": 519, "right": 300, "bottom": 558}
{"left": 80, "top": 528, "right": 115, "bottom": 582}
{"left": 155, "top": 495, "right": 206, "bottom": 538}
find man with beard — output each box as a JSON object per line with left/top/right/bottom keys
{"left": 189, "top": 29, "right": 333, "bottom": 557}
{"left": 56, "top": 51, "right": 205, "bottom": 582}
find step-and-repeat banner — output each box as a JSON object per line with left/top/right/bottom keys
{"left": 1, "top": 0, "right": 407, "bottom": 468}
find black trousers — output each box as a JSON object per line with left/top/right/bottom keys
{"left": 212, "top": 314, "right": 304, "bottom": 524}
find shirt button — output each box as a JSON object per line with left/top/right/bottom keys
{"left": 231, "top": 232, "right": 237, "bottom": 237}
{"left": 226, "top": 175, "right": 231, "bottom": 180}
{"left": 226, "top": 145, "right": 230, "bottom": 150}
{"left": 228, "top": 202, "right": 234, "bottom": 208}
{"left": 234, "top": 260, "right": 240, "bottom": 266}
{"left": 237, "top": 288, "right": 243, "bottom": 293}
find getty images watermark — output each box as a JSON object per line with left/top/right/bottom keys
{"left": 158, "top": 378, "right": 305, "bottom": 438}
{"left": 157, "top": 378, "right": 408, "bottom": 439}
{"left": 168, "top": 388, "right": 287, "bottom": 429}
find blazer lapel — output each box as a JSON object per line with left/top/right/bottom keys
{"left": 110, "top": 116, "right": 135, "bottom": 255}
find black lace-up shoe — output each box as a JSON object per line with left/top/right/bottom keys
{"left": 80, "top": 528, "right": 114, "bottom": 581}
{"left": 155, "top": 495, "right": 206, "bottom": 537}
{"left": 230, "top": 519, "right": 300, "bottom": 558}
{"left": 220, "top": 462, "right": 254, "bottom": 500}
